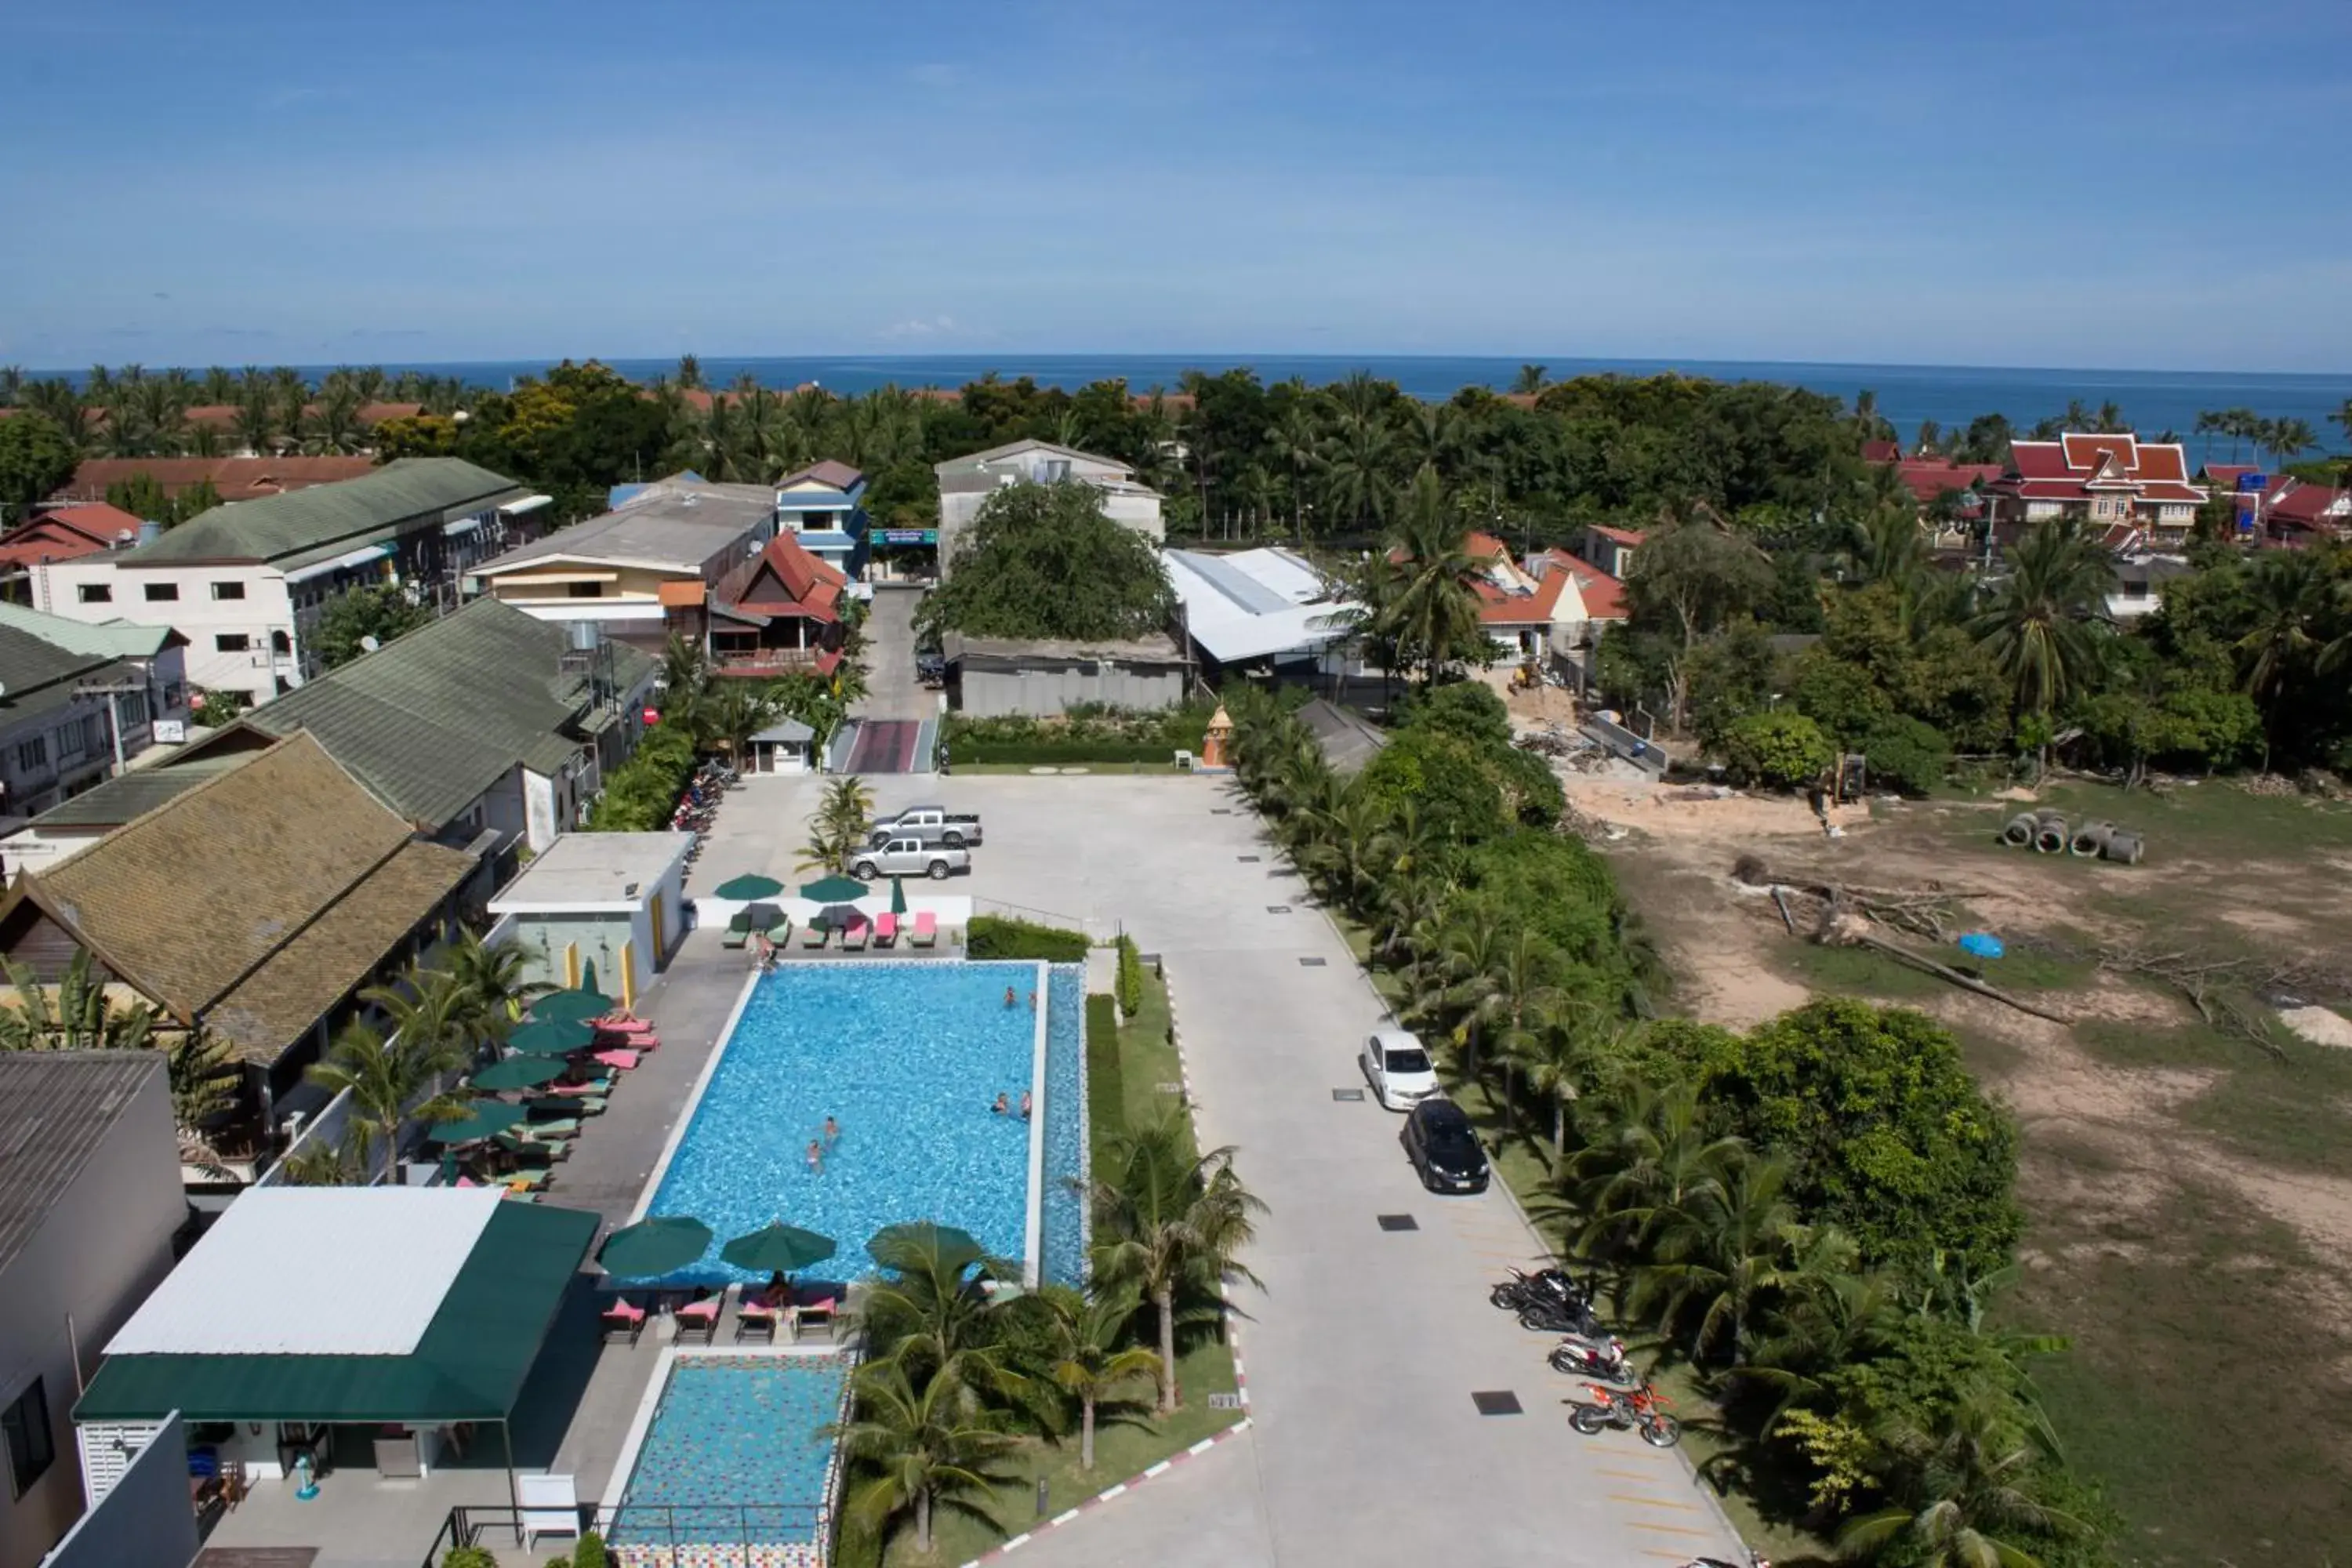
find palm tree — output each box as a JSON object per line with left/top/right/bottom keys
{"left": 1268, "top": 398, "right": 1322, "bottom": 540}
{"left": 438, "top": 931, "right": 549, "bottom": 1051}
{"left": 1631, "top": 1152, "right": 1799, "bottom": 1363}
{"left": 831, "top": 1358, "right": 1021, "bottom": 1555}
{"left": 2263, "top": 416, "right": 2317, "bottom": 470}
{"left": 303, "top": 1015, "right": 474, "bottom": 1181}
{"left": 1511, "top": 364, "right": 1548, "bottom": 396}
{"left": 1505, "top": 1000, "right": 1591, "bottom": 1160}
{"left": 1838, "top": 1392, "right": 2085, "bottom": 1568}
{"left": 1091, "top": 1118, "right": 1266, "bottom": 1413}
{"left": 864, "top": 1227, "right": 1018, "bottom": 1396}
{"left": 1438, "top": 908, "right": 1509, "bottom": 1076}
{"left": 1566, "top": 1074, "right": 1748, "bottom": 1256}
{"left": 1966, "top": 519, "right": 2111, "bottom": 721}
{"left": 1038, "top": 1283, "right": 1162, "bottom": 1470}
{"left": 1319, "top": 409, "right": 1399, "bottom": 531}
{"left": 1383, "top": 466, "right": 1494, "bottom": 684}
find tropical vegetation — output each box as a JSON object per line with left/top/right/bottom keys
{"left": 914, "top": 479, "right": 1175, "bottom": 644}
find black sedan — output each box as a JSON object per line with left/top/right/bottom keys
{"left": 1401, "top": 1097, "right": 1490, "bottom": 1194}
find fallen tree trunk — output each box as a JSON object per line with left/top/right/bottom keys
{"left": 1839, "top": 928, "right": 2076, "bottom": 1025}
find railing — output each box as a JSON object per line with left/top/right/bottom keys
{"left": 973, "top": 895, "right": 1123, "bottom": 946}
{"left": 423, "top": 1502, "right": 831, "bottom": 1567}
{"left": 712, "top": 648, "right": 829, "bottom": 674}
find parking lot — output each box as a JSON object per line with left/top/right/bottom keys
{"left": 688, "top": 770, "right": 1746, "bottom": 1567}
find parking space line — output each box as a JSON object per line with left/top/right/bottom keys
{"left": 1627, "top": 1521, "right": 1721, "bottom": 1540}
{"left": 1610, "top": 1494, "right": 1699, "bottom": 1512}
{"left": 1597, "top": 1468, "right": 1661, "bottom": 1480}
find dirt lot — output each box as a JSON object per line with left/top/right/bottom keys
{"left": 1588, "top": 775, "right": 2352, "bottom": 1566}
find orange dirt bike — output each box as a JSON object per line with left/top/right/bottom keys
{"left": 1566, "top": 1381, "right": 1681, "bottom": 1446}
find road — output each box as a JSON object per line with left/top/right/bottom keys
{"left": 695, "top": 772, "right": 1751, "bottom": 1568}
{"left": 855, "top": 585, "right": 929, "bottom": 720}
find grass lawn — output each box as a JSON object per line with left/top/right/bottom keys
{"left": 853, "top": 964, "right": 1243, "bottom": 1568}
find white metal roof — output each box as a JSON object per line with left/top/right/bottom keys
{"left": 488, "top": 830, "right": 693, "bottom": 913}
{"left": 106, "top": 1188, "right": 503, "bottom": 1356}
{"left": 1164, "top": 547, "right": 1359, "bottom": 664}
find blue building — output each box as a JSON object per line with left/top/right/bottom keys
{"left": 775, "top": 460, "right": 869, "bottom": 582}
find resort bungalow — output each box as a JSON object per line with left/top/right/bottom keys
{"left": 0, "top": 733, "right": 483, "bottom": 1160}
{"left": 1987, "top": 433, "right": 2208, "bottom": 549}
{"left": 0, "top": 1054, "right": 186, "bottom": 1568}
{"left": 28, "top": 459, "right": 539, "bottom": 706}
{"left": 1, "top": 598, "right": 655, "bottom": 875}
{"left": 470, "top": 474, "right": 778, "bottom": 655}
{"left": 1462, "top": 532, "right": 1582, "bottom": 666}
{"left": 71, "top": 1189, "right": 595, "bottom": 1520}
{"left": 934, "top": 440, "right": 1163, "bottom": 574}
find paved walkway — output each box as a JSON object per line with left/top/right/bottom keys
{"left": 856, "top": 584, "right": 929, "bottom": 720}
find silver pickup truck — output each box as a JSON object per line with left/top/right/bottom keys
{"left": 866, "top": 805, "right": 983, "bottom": 849}
{"left": 848, "top": 837, "right": 970, "bottom": 881}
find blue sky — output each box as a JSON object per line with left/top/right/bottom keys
{"left": 4, "top": 0, "right": 2348, "bottom": 372}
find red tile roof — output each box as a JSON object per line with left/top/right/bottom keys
{"left": 779, "top": 459, "right": 864, "bottom": 492}
{"left": 1995, "top": 435, "right": 2206, "bottom": 507}
{"left": 1589, "top": 524, "right": 1648, "bottom": 547}
{"left": 2267, "top": 481, "right": 2351, "bottom": 528}
{"left": 1463, "top": 530, "right": 1511, "bottom": 561}
{"left": 1861, "top": 440, "right": 1903, "bottom": 464}
{"left": 716, "top": 531, "right": 848, "bottom": 621}
{"left": 1472, "top": 568, "right": 1566, "bottom": 626}
{"left": 0, "top": 504, "right": 141, "bottom": 570}
{"left": 47, "top": 456, "right": 378, "bottom": 505}
{"left": 1542, "top": 550, "right": 1629, "bottom": 622}
{"left": 1896, "top": 459, "right": 2004, "bottom": 504}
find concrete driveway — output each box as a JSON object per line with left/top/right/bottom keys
{"left": 856, "top": 584, "right": 930, "bottom": 720}
{"left": 811, "top": 773, "right": 1751, "bottom": 1568}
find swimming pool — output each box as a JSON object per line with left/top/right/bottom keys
{"left": 606, "top": 1352, "right": 849, "bottom": 1566}
{"left": 642, "top": 961, "right": 1086, "bottom": 1285}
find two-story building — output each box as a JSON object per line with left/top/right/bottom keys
{"left": 775, "top": 460, "right": 869, "bottom": 580}
{"left": 934, "top": 439, "right": 1163, "bottom": 573}
{"left": 0, "top": 505, "right": 142, "bottom": 605}
{"left": 0, "top": 597, "right": 653, "bottom": 877}
{"left": 28, "top": 459, "right": 538, "bottom": 705}
{"left": 1987, "top": 433, "right": 2208, "bottom": 548}
{"left": 0, "top": 604, "right": 188, "bottom": 826}
{"left": 469, "top": 474, "right": 778, "bottom": 655}
{"left": 705, "top": 531, "right": 850, "bottom": 680}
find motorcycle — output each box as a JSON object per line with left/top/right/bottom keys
{"left": 1489, "top": 1265, "right": 1588, "bottom": 1313}
{"left": 1517, "top": 1296, "right": 1601, "bottom": 1338}
{"left": 1548, "top": 1335, "right": 1637, "bottom": 1385}
{"left": 1566, "top": 1381, "right": 1679, "bottom": 1447}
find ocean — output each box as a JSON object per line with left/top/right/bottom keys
{"left": 53, "top": 354, "right": 2352, "bottom": 461}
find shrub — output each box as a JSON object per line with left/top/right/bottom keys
{"left": 1354, "top": 728, "right": 1508, "bottom": 847}
{"left": 1398, "top": 680, "right": 1512, "bottom": 750}
{"left": 1860, "top": 714, "right": 1951, "bottom": 797}
{"left": 441, "top": 1551, "right": 499, "bottom": 1568}
{"left": 590, "top": 724, "right": 698, "bottom": 831}
{"left": 966, "top": 915, "right": 1089, "bottom": 962}
{"left": 1115, "top": 934, "right": 1145, "bottom": 1016}
{"left": 1719, "top": 710, "right": 1834, "bottom": 790}
{"left": 945, "top": 705, "right": 1213, "bottom": 766}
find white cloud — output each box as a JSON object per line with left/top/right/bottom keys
{"left": 879, "top": 315, "right": 960, "bottom": 339}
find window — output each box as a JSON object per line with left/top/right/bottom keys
{"left": 13, "top": 736, "right": 46, "bottom": 772}
{"left": 2, "top": 1377, "right": 53, "bottom": 1499}
{"left": 76, "top": 584, "right": 111, "bottom": 604}
{"left": 122, "top": 691, "right": 150, "bottom": 727}
{"left": 567, "top": 582, "right": 604, "bottom": 599}
{"left": 143, "top": 582, "right": 180, "bottom": 602}
{"left": 270, "top": 630, "right": 291, "bottom": 655}
{"left": 216, "top": 633, "right": 251, "bottom": 652}
{"left": 162, "top": 681, "right": 185, "bottom": 711}
{"left": 211, "top": 580, "right": 247, "bottom": 601}
{"left": 78, "top": 713, "right": 107, "bottom": 754}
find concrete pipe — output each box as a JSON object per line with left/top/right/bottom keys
{"left": 2034, "top": 808, "right": 2069, "bottom": 827}
{"left": 2002, "top": 813, "right": 2040, "bottom": 848}
{"left": 2033, "top": 820, "right": 2070, "bottom": 853}
{"left": 2101, "top": 829, "right": 2145, "bottom": 866}
{"left": 2069, "top": 821, "right": 2113, "bottom": 858}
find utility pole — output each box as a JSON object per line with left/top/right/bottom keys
{"left": 71, "top": 674, "right": 153, "bottom": 776}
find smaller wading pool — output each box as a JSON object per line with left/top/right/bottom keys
{"left": 604, "top": 1352, "right": 853, "bottom": 1568}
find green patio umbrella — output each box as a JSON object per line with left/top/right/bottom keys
{"left": 598, "top": 1216, "right": 714, "bottom": 1278}
{"left": 799, "top": 874, "right": 867, "bottom": 904}
{"left": 582, "top": 960, "right": 599, "bottom": 995}
{"left": 533, "top": 989, "right": 613, "bottom": 1024}
{"left": 426, "top": 1102, "right": 528, "bottom": 1145}
{"left": 714, "top": 873, "right": 786, "bottom": 901}
{"left": 889, "top": 877, "right": 909, "bottom": 917}
{"left": 720, "top": 1223, "right": 838, "bottom": 1276}
{"left": 472, "top": 1055, "right": 563, "bottom": 1092}
{"left": 506, "top": 1017, "right": 594, "bottom": 1057}
{"left": 867, "top": 1221, "right": 985, "bottom": 1273}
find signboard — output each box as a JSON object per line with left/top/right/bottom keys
{"left": 877, "top": 528, "right": 938, "bottom": 546}
{"left": 152, "top": 720, "right": 188, "bottom": 744}
{"left": 2236, "top": 472, "right": 2270, "bottom": 492}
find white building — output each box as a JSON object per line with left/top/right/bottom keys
{"left": 29, "top": 459, "right": 539, "bottom": 707}
{"left": 0, "top": 604, "right": 189, "bottom": 826}
{"left": 934, "top": 439, "right": 1163, "bottom": 572}
{"left": 0, "top": 1054, "right": 185, "bottom": 1568}
{"left": 485, "top": 831, "right": 694, "bottom": 1007}
{"left": 1162, "top": 546, "right": 1359, "bottom": 673}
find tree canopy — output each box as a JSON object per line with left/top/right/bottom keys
{"left": 916, "top": 479, "right": 1175, "bottom": 643}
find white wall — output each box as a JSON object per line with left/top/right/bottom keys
{"left": 52, "top": 1411, "right": 197, "bottom": 1568}
{"left": 34, "top": 560, "right": 296, "bottom": 706}
{"left": 0, "top": 1070, "right": 183, "bottom": 1568}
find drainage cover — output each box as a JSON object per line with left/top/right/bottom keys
{"left": 1377, "top": 1213, "right": 1419, "bottom": 1232}
{"left": 1207, "top": 1392, "right": 1243, "bottom": 1410}
{"left": 1236, "top": 855, "right": 1261, "bottom": 862}
{"left": 1266, "top": 905, "right": 1291, "bottom": 914}
{"left": 1298, "top": 956, "right": 1327, "bottom": 967}
{"left": 1331, "top": 1087, "right": 1366, "bottom": 1102}
{"left": 1471, "top": 1390, "right": 1523, "bottom": 1417}
{"left": 1210, "top": 808, "right": 1234, "bottom": 815}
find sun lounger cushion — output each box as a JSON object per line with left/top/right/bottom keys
{"left": 875, "top": 913, "right": 898, "bottom": 942}
{"left": 593, "top": 1048, "right": 640, "bottom": 1071}
{"left": 911, "top": 912, "right": 937, "bottom": 947}
{"left": 800, "top": 924, "right": 828, "bottom": 948}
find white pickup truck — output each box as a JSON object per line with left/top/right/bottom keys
{"left": 848, "top": 837, "right": 969, "bottom": 881}
{"left": 866, "top": 806, "right": 983, "bottom": 849}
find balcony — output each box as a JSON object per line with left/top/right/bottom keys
{"left": 710, "top": 644, "right": 838, "bottom": 678}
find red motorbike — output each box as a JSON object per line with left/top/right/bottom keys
{"left": 1566, "top": 1381, "right": 1680, "bottom": 1446}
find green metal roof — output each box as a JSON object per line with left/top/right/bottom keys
{"left": 73, "top": 1200, "right": 597, "bottom": 1425}
{"left": 0, "top": 602, "right": 180, "bottom": 660}
{"left": 0, "top": 623, "right": 147, "bottom": 731}
{"left": 22, "top": 753, "right": 252, "bottom": 829}
{"left": 122, "top": 459, "right": 524, "bottom": 567}
{"left": 227, "top": 598, "right": 652, "bottom": 829}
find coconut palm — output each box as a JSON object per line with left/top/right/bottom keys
{"left": 438, "top": 931, "right": 550, "bottom": 1052}
{"left": 303, "top": 1015, "right": 474, "bottom": 1181}
{"left": 1512, "top": 364, "right": 1548, "bottom": 396}
{"left": 1091, "top": 1117, "right": 1266, "bottom": 1413}
{"left": 1566, "top": 1074, "right": 1748, "bottom": 1255}
{"left": 864, "top": 1228, "right": 1018, "bottom": 1398}
{"left": 1630, "top": 1151, "right": 1799, "bottom": 1363}
{"left": 831, "top": 1358, "right": 1021, "bottom": 1555}
{"left": 1505, "top": 998, "right": 1593, "bottom": 1160}
{"left": 1319, "top": 408, "right": 1399, "bottom": 531}
{"left": 1036, "top": 1283, "right": 1162, "bottom": 1470}
{"left": 1966, "top": 519, "right": 2111, "bottom": 720}
{"left": 2262, "top": 416, "right": 2317, "bottom": 470}
{"left": 1837, "top": 1392, "right": 2085, "bottom": 1568}
{"left": 2234, "top": 549, "right": 2331, "bottom": 710}
{"left": 1382, "top": 466, "right": 1495, "bottom": 684}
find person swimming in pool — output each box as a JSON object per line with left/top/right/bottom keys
{"left": 991, "top": 1093, "right": 1010, "bottom": 1116}
{"left": 823, "top": 1114, "right": 840, "bottom": 1145}
{"left": 805, "top": 1139, "right": 824, "bottom": 1175}
{"left": 1019, "top": 1091, "right": 1033, "bottom": 1120}
{"left": 1004, "top": 986, "right": 1018, "bottom": 1008}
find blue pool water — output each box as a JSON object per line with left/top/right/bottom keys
{"left": 1039, "top": 964, "right": 1085, "bottom": 1287}
{"left": 647, "top": 961, "right": 1083, "bottom": 1283}
{"left": 610, "top": 1355, "right": 848, "bottom": 1547}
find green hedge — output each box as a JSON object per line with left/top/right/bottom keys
{"left": 1085, "top": 994, "right": 1124, "bottom": 1138}
{"left": 966, "top": 915, "right": 1090, "bottom": 961}
{"left": 1115, "top": 934, "right": 1145, "bottom": 1016}
{"left": 946, "top": 704, "right": 1214, "bottom": 765}
{"left": 956, "top": 740, "right": 1177, "bottom": 765}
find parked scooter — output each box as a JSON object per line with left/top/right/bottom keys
{"left": 1548, "top": 1334, "right": 1637, "bottom": 1385}
{"left": 1517, "top": 1294, "right": 1602, "bottom": 1338}
{"left": 1566, "top": 1381, "right": 1680, "bottom": 1446}
{"left": 1489, "top": 1265, "right": 1588, "bottom": 1313}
